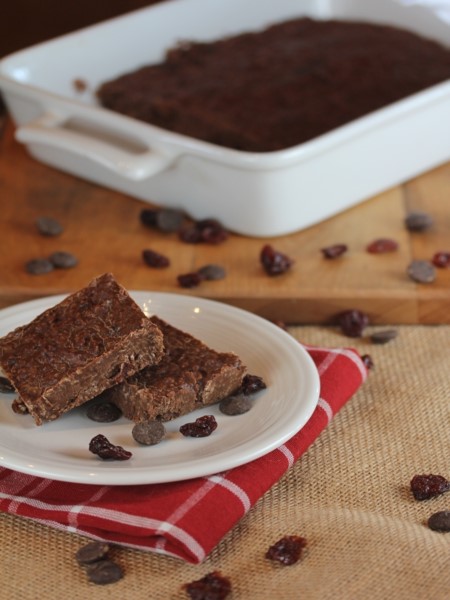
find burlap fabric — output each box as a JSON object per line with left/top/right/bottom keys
{"left": 1, "top": 325, "right": 449, "bottom": 600}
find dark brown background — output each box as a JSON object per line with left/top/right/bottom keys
{"left": 0, "top": 1, "right": 163, "bottom": 57}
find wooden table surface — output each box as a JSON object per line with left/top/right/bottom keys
{"left": 1, "top": 114, "right": 449, "bottom": 323}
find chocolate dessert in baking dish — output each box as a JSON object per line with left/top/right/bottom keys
{"left": 97, "top": 17, "right": 450, "bottom": 152}
{"left": 0, "top": 273, "right": 164, "bottom": 425}
{"left": 109, "top": 316, "right": 247, "bottom": 422}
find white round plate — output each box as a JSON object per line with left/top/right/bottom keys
{"left": 0, "top": 292, "right": 320, "bottom": 485}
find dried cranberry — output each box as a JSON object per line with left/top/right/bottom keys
{"left": 241, "top": 374, "right": 267, "bottom": 395}
{"left": 432, "top": 251, "right": 450, "bottom": 268}
{"left": 366, "top": 238, "right": 399, "bottom": 253}
{"left": 321, "top": 243, "right": 348, "bottom": 259}
{"left": 179, "top": 415, "right": 218, "bottom": 437}
{"left": 410, "top": 474, "right": 450, "bottom": 501}
{"left": 179, "top": 219, "right": 228, "bottom": 245}
{"left": 183, "top": 571, "right": 231, "bottom": 600}
{"left": 178, "top": 272, "right": 203, "bottom": 288}
{"left": 336, "top": 309, "right": 369, "bottom": 337}
{"left": 198, "top": 219, "right": 229, "bottom": 244}
{"left": 142, "top": 248, "right": 170, "bottom": 268}
{"left": 89, "top": 434, "right": 132, "bottom": 461}
{"left": 260, "top": 244, "right": 293, "bottom": 276}
{"left": 266, "top": 535, "right": 307, "bottom": 565}
{"left": 179, "top": 225, "right": 203, "bottom": 244}
{"left": 361, "top": 354, "right": 374, "bottom": 370}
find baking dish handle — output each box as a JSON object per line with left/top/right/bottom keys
{"left": 15, "top": 113, "right": 172, "bottom": 180}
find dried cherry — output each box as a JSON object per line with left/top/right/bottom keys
{"left": 179, "top": 415, "right": 217, "bottom": 437}
{"left": 142, "top": 248, "right": 170, "bottom": 268}
{"left": 266, "top": 535, "right": 307, "bottom": 565}
{"left": 241, "top": 374, "right": 267, "bottom": 395}
{"left": 260, "top": 244, "right": 293, "bottom": 276}
{"left": 321, "top": 243, "right": 348, "bottom": 259}
{"left": 177, "top": 272, "right": 203, "bottom": 288}
{"left": 410, "top": 474, "right": 450, "bottom": 501}
{"left": 183, "top": 571, "right": 231, "bottom": 600}
{"left": 366, "top": 238, "right": 398, "bottom": 253}
{"left": 89, "top": 434, "right": 132, "bottom": 461}
{"left": 336, "top": 309, "right": 369, "bottom": 337}
{"left": 432, "top": 251, "right": 450, "bottom": 268}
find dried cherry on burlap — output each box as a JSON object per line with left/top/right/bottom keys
{"left": 336, "top": 309, "right": 369, "bottom": 337}
{"left": 266, "top": 535, "right": 307, "bottom": 565}
{"left": 410, "top": 474, "right": 450, "bottom": 500}
{"left": 183, "top": 571, "right": 231, "bottom": 600}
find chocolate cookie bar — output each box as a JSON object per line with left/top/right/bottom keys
{"left": 97, "top": 18, "right": 450, "bottom": 152}
{"left": 110, "top": 316, "right": 246, "bottom": 422}
{"left": 0, "top": 273, "right": 164, "bottom": 425}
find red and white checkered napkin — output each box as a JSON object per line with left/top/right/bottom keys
{"left": 0, "top": 345, "right": 367, "bottom": 564}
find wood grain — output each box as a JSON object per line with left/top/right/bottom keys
{"left": 0, "top": 118, "right": 449, "bottom": 323}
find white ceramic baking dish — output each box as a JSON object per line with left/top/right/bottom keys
{"left": 0, "top": 0, "right": 449, "bottom": 237}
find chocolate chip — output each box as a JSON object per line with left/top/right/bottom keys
{"left": 132, "top": 421, "right": 166, "bottom": 445}
{"left": 49, "top": 251, "right": 78, "bottom": 269}
{"left": 405, "top": 211, "right": 433, "bottom": 232}
{"left": 85, "top": 559, "right": 124, "bottom": 585}
{"left": 25, "top": 258, "right": 54, "bottom": 275}
{"left": 36, "top": 216, "right": 63, "bottom": 236}
{"left": 156, "top": 208, "right": 185, "bottom": 232}
{"left": 370, "top": 329, "right": 398, "bottom": 344}
{"left": 86, "top": 402, "right": 122, "bottom": 423}
{"left": 219, "top": 394, "right": 252, "bottom": 415}
{"left": 75, "top": 541, "right": 110, "bottom": 565}
{"left": 407, "top": 260, "right": 436, "bottom": 283}
{"left": 427, "top": 511, "right": 450, "bottom": 532}
{"left": 197, "top": 264, "right": 227, "bottom": 280}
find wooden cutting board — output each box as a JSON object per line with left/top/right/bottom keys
{"left": 1, "top": 118, "right": 449, "bottom": 324}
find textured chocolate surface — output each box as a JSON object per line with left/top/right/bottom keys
{"left": 97, "top": 18, "right": 450, "bottom": 152}
{"left": 111, "top": 316, "right": 246, "bottom": 422}
{"left": 0, "top": 273, "right": 164, "bottom": 425}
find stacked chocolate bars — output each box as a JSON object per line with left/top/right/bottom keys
{"left": 0, "top": 273, "right": 246, "bottom": 426}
